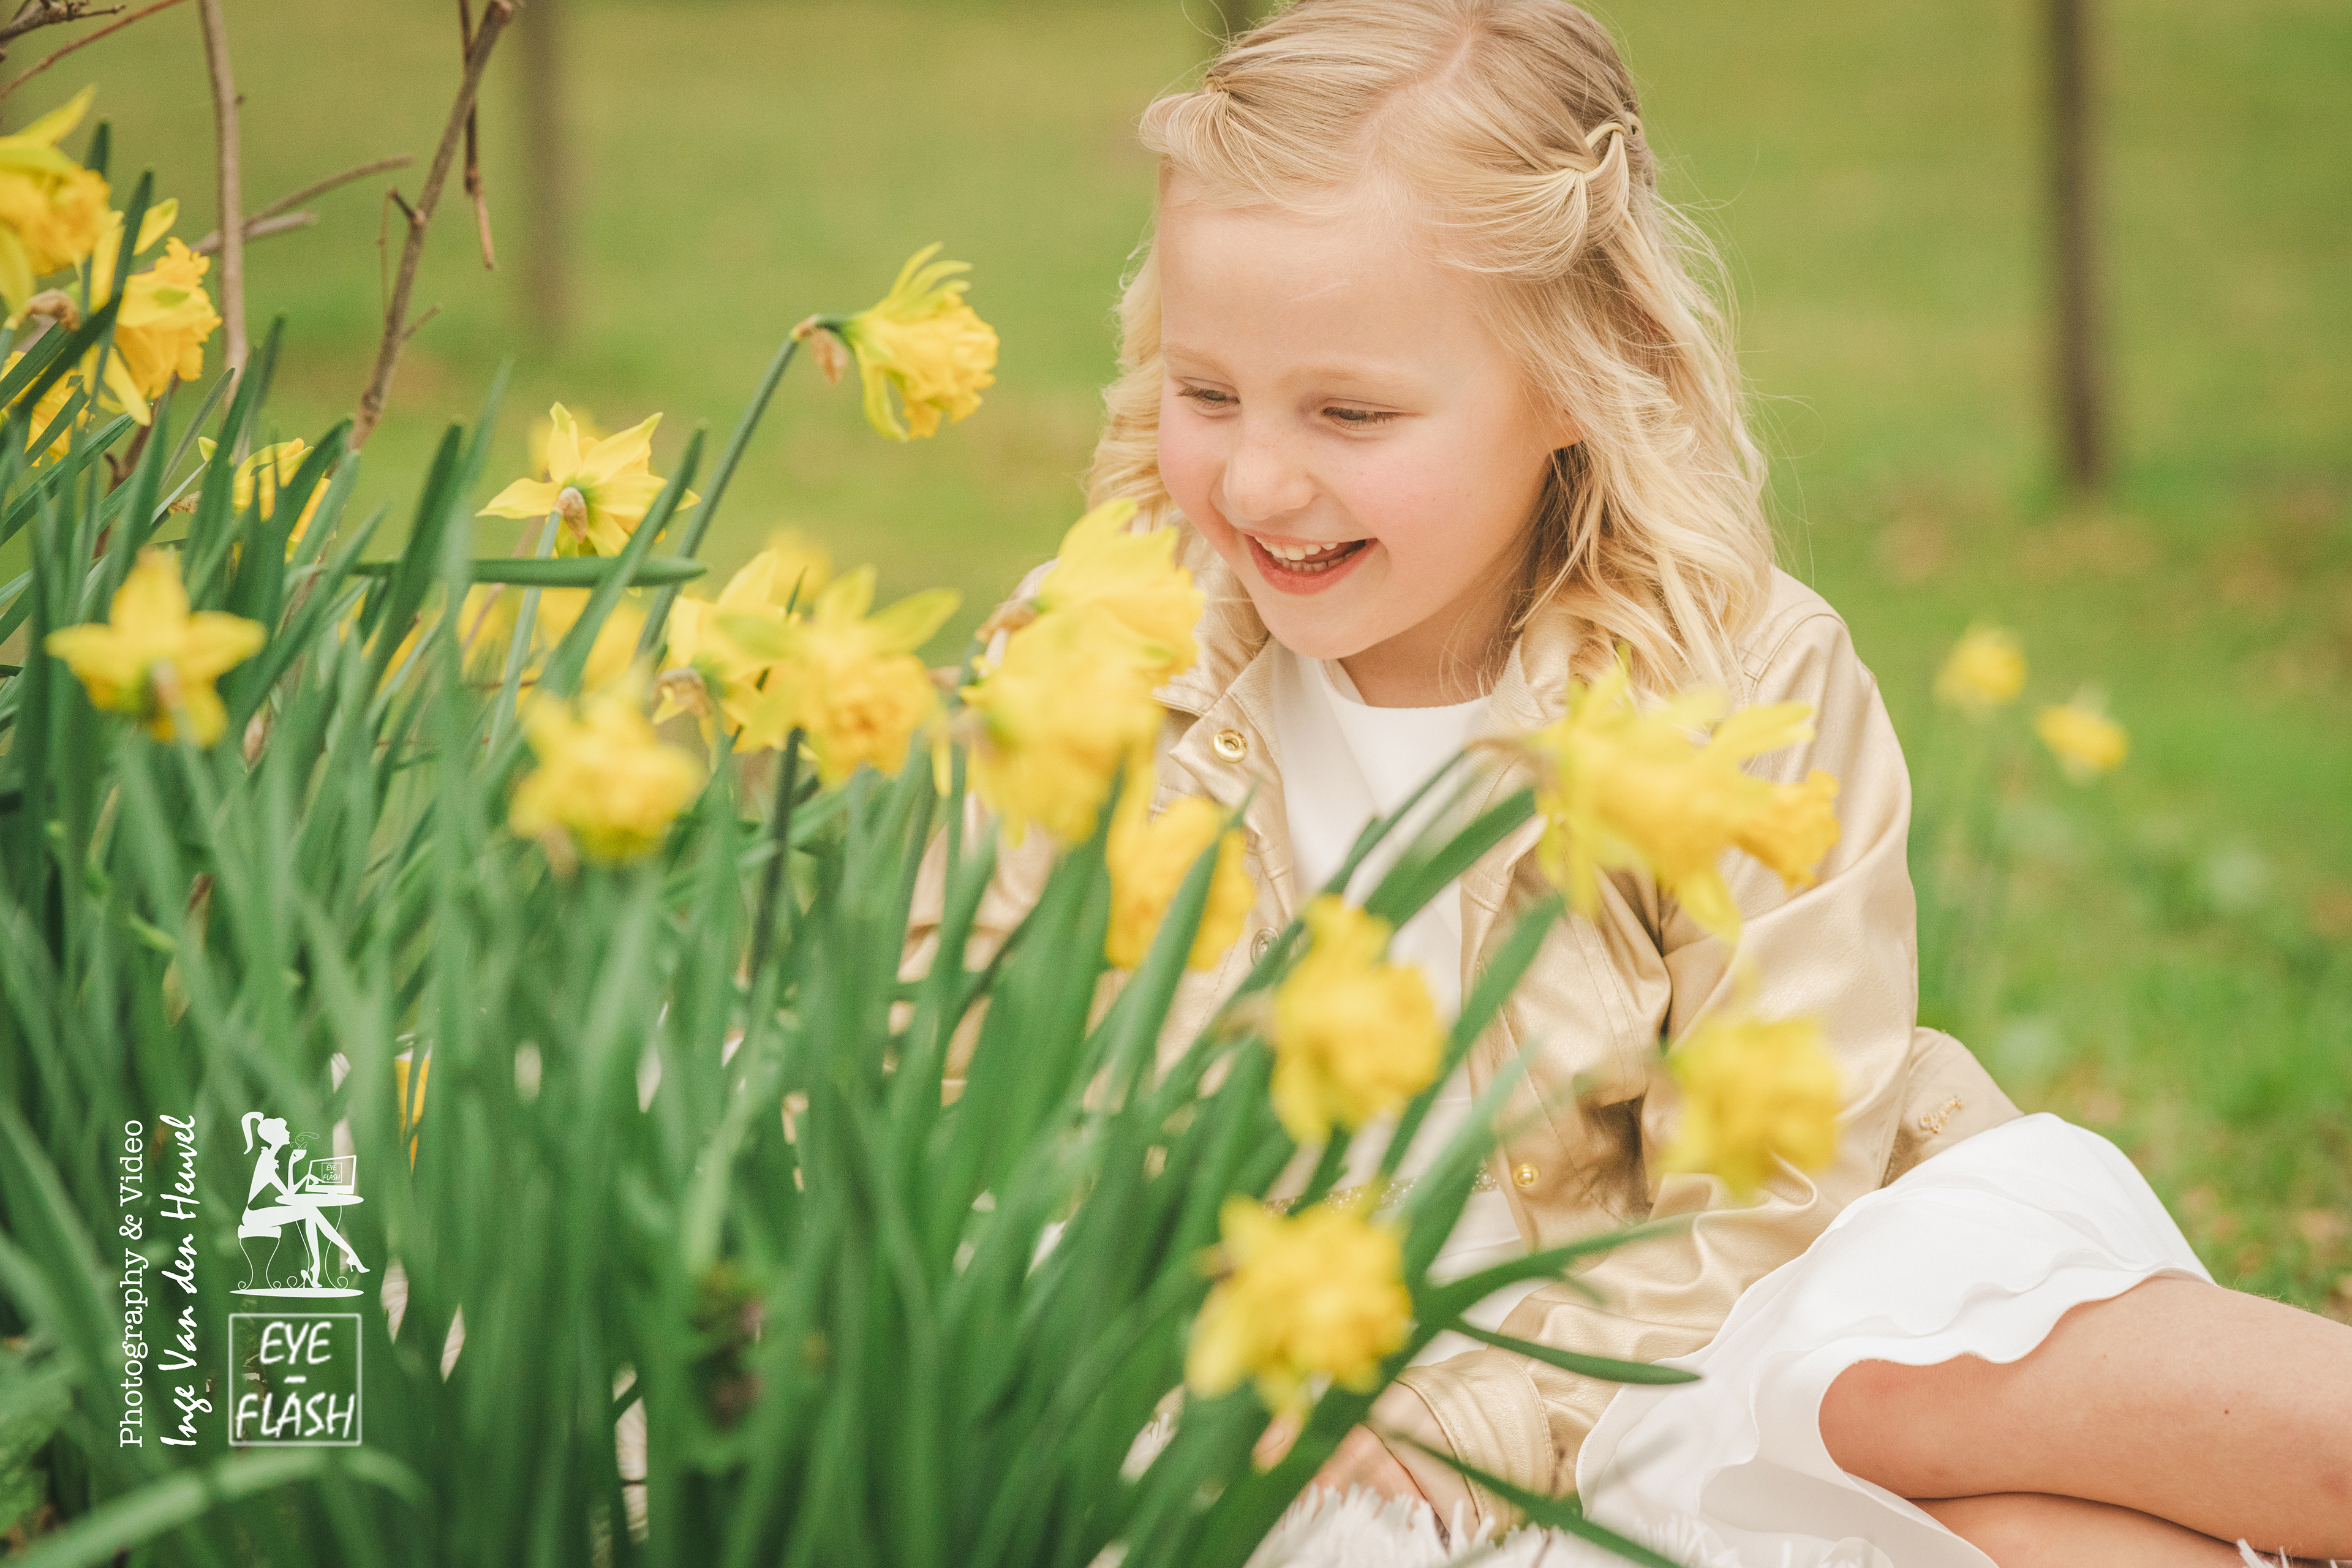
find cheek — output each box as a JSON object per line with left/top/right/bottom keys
{"left": 1156, "top": 394, "right": 1234, "bottom": 543}
{"left": 1330, "top": 435, "right": 1501, "bottom": 556}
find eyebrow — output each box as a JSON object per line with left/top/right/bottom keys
{"left": 1162, "top": 344, "right": 1420, "bottom": 392}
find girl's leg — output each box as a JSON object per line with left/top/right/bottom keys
{"left": 1917, "top": 1493, "right": 2243, "bottom": 1567}
{"left": 1819, "top": 1276, "right": 2352, "bottom": 1558}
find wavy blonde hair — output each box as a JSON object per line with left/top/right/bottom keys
{"left": 1082, "top": 0, "right": 1773, "bottom": 694}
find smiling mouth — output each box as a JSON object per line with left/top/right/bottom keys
{"left": 1249, "top": 536, "right": 1370, "bottom": 575}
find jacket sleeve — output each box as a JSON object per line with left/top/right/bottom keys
{"left": 1385, "top": 602, "right": 1942, "bottom": 1518}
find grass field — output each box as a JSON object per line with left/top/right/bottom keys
{"left": 6, "top": 0, "right": 2347, "bottom": 1308}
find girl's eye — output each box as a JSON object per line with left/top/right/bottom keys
{"left": 1325, "top": 406, "right": 1399, "bottom": 428}
{"left": 1179, "top": 386, "right": 1235, "bottom": 409}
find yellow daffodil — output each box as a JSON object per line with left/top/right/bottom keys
{"left": 1186, "top": 1197, "right": 1412, "bottom": 1412}
{"left": 2035, "top": 697, "right": 2128, "bottom": 783}
{"left": 533, "top": 590, "right": 649, "bottom": 694}
{"left": 80, "top": 201, "right": 219, "bottom": 421}
{"left": 962, "top": 604, "right": 1166, "bottom": 845}
{"left": 656, "top": 531, "right": 835, "bottom": 731}
{"left": 0, "top": 88, "right": 109, "bottom": 310}
{"left": 1934, "top": 625, "right": 2027, "bottom": 717}
{"left": 43, "top": 546, "right": 264, "bottom": 745}
{"left": 195, "top": 437, "right": 326, "bottom": 549}
{"left": 510, "top": 677, "right": 704, "bottom": 864}
{"left": 7, "top": 348, "right": 77, "bottom": 460}
{"left": 1104, "top": 789, "right": 1253, "bottom": 970}
{"left": 1528, "top": 657, "right": 1841, "bottom": 943}
{"left": 722, "top": 566, "right": 959, "bottom": 782}
{"left": 478, "top": 404, "right": 697, "bottom": 557}
{"left": 1267, "top": 897, "right": 1443, "bottom": 1145}
{"left": 1030, "top": 497, "right": 1203, "bottom": 679}
{"left": 528, "top": 406, "right": 605, "bottom": 478}
{"left": 1660, "top": 1005, "right": 1841, "bottom": 1200}
{"left": 819, "top": 243, "right": 998, "bottom": 440}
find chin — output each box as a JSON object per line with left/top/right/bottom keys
{"left": 1243, "top": 586, "right": 1378, "bottom": 662}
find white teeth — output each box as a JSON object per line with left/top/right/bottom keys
{"left": 1252, "top": 537, "right": 1364, "bottom": 574}
{"left": 1261, "top": 538, "right": 1353, "bottom": 564}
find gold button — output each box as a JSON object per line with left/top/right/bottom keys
{"left": 1211, "top": 728, "right": 1248, "bottom": 762}
{"left": 1512, "top": 1162, "right": 1540, "bottom": 1190}
{"left": 1250, "top": 929, "right": 1276, "bottom": 962}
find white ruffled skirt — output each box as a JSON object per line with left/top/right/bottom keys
{"left": 1573, "top": 1112, "right": 2212, "bottom": 1568}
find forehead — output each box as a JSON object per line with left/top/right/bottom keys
{"left": 1155, "top": 176, "right": 1501, "bottom": 377}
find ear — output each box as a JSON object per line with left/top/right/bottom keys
{"left": 1547, "top": 406, "right": 1585, "bottom": 451}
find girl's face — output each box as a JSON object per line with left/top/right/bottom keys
{"left": 1154, "top": 180, "right": 1576, "bottom": 704}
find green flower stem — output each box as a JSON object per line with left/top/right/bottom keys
{"left": 750, "top": 726, "right": 805, "bottom": 980}
{"left": 636, "top": 328, "right": 805, "bottom": 662}
{"left": 488, "top": 501, "right": 563, "bottom": 746}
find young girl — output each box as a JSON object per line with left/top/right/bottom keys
{"left": 938, "top": 2, "right": 2352, "bottom": 1559}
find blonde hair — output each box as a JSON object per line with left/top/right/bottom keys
{"left": 1082, "top": 0, "right": 1773, "bottom": 695}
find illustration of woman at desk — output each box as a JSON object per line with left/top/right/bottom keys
{"left": 235, "top": 1110, "right": 369, "bottom": 1297}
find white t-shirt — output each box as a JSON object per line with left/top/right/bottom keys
{"left": 1265, "top": 646, "right": 1542, "bottom": 1365}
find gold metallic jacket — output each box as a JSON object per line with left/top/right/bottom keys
{"left": 909, "top": 537, "right": 2020, "bottom": 1523}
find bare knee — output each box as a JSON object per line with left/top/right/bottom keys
{"left": 1920, "top": 1493, "right": 2243, "bottom": 1566}
{"left": 1820, "top": 1355, "right": 1999, "bottom": 1498}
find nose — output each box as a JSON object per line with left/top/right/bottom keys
{"left": 1216, "top": 415, "right": 1314, "bottom": 530}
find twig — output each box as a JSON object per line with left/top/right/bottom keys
{"left": 457, "top": 0, "right": 494, "bottom": 269}
{"left": 0, "top": 0, "right": 182, "bottom": 97}
{"left": 187, "top": 209, "right": 316, "bottom": 257}
{"left": 399, "top": 303, "right": 440, "bottom": 344}
{"left": 248, "top": 154, "right": 412, "bottom": 225}
{"left": 350, "top": 0, "right": 510, "bottom": 448}
{"left": 194, "top": 0, "right": 245, "bottom": 374}
{"left": 0, "top": 1, "right": 121, "bottom": 50}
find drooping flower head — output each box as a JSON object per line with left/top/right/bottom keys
{"left": 1659, "top": 1001, "right": 1841, "bottom": 1201}
{"left": 1030, "top": 497, "right": 1202, "bottom": 679}
{"left": 1934, "top": 624, "right": 2027, "bottom": 718}
{"left": 657, "top": 532, "right": 835, "bottom": 738}
{"left": 510, "top": 677, "right": 705, "bottom": 864}
{"left": 2035, "top": 696, "right": 2128, "bottom": 783}
{"left": 43, "top": 546, "right": 265, "bottom": 745}
{"left": 723, "top": 566, "right": 959, "bottom": 783}
{"left": 1104, "top": 788, "right": 1253, "bottom": 970}
{"left": 86, "top": 200, "right": 219, "bottom": 421}
{"left": 1186, "top": 1197, "right": 1412, "bottom": 1412}
{"left": 817, "top": 244, "right": 999, "bottom": 440}
{"left": 478, "top": 404, "right": 697, "bottom": 557}
{"left": 1528, "top": 655, "right": 1841, "bottom": 943}
{"left": 0, "top": 88, "right": 109, "bottom": 311}
{"left": 962, "top": 603, "right": 1166, "bottom": 845}
{"left": 1267, "top": 896, "right": 1444, "bottom": 1145}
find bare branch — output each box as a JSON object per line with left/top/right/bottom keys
{"left": 0, "top": 0, "right": 182, "bottom": 97}
{"left": 0, "top": 1, "right": 123, "bottom": 50}
{"left": 458, "top": 0, "right": 494, "bottom": 269}
{"left": 352, "top": 0, "right": 511, "bottom": 448}
{"left": 249, "top": 154, "right": 412, "bottom": 224}
{"left": 187, "top": 209, "right": 316, "bottom": 256}
{"left": 195, "top": 0, "right": 246, "bottom": 373}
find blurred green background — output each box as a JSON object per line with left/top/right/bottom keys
{"left": 7, "top": 0, "right": 2346, "bottom": 1307}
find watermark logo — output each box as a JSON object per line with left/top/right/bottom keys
{"left": 228, "top": 1312, "right": 361, "bottom": 1446}
{"left": 232, "top": 1110, "right": 369, "bottom": 1298}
